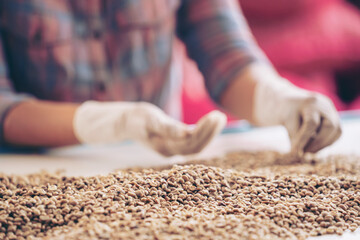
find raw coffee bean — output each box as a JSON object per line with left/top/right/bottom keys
{"left": 0, "top": 152, "right": 359, "bottom": 239}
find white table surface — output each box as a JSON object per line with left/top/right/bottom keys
{"left": 0, "top": 118, "right": 359, "bottom": 239}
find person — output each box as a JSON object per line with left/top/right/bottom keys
{"left": 0, "top": 0, "right": 341, "bottom": 156}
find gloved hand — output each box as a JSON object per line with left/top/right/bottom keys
{"left": 252, "top": 64, "right": 342, "bottom": 154}
{"left": 73, "top": 101, "right": 227, "bottom": 156}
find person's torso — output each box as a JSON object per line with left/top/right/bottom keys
{"left": 0, "top": 0, "right": 180, "bottom": 108}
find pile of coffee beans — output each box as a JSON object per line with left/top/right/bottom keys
{"left": 1, "top": 152, "right": 359, "bottom": 239}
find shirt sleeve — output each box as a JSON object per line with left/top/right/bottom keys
{"left": 0, "top": 33, "right": 33, "bottom": 146}
{"left": 177, "top": 0, "right": 270, "bottom": 103}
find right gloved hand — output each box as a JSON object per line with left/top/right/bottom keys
{"left": 251, "top": 64, "right": 341, "bottom": 154}
{"left": 73, "top": 101, "right": 227, "bottom": 157}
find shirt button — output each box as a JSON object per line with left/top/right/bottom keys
{"left": 93, "top": 29, "right": 102, "bottom": 39}
{"left": 96, "top": 82, "right": 106, "bottom": 92}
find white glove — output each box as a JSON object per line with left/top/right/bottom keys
{"left": 251, "top": 64, "right": 342, "bottom": 154}
{"left": 73, "top": 101, "right": 227, "bottom": 156}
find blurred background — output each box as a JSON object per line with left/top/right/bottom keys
{"left": 180, "top": 0, "right": 360, "bottom": 124}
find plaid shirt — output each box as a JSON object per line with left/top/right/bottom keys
{"left": 0, "top": 0, "right": 265, "bottom": 144}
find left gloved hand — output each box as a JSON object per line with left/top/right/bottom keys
{"left": 73, "top": 101, "right": 227, "bottom": 157}
{"left": 252, "top": 65, "right": 342, "bottom": 154}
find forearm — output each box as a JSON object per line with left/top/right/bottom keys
{"left": 3, "top": 100, "right": 79, "bottom": 147}
{"left": 220, "top": 63, "right": 277, "bottom": 123}
{"left": 220, "top": 68, "right": 256, "bottom": 122}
